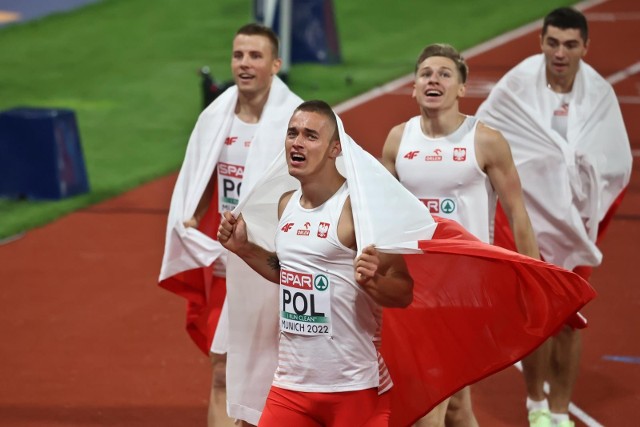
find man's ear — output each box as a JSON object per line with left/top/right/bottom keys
{"left": 271, "top": 57, "right": 282, "bottom": 75}
{"left": 583, "top": 38, "right": 590, "bottom": 57}
{"left": 330, "top": 139, "right": 342, "bottom": 159}
{"left": 458, "top": 83, "right": 466, "bottom": 98}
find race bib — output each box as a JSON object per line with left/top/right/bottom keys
{"left": 217, "top": 161, "right": 244, "bottom": 212}
{"left": 279, "top": 269, "right": 331, "bottom": 336}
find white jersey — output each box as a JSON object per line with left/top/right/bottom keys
{"left": 549, "top": 88, "right": 573, "bottom": 141}
{"left": 273, "top": 183, "right": 388, "bottom": 393}
{"left": 217, "top": 116, "right": 256, "bottom": 213}
{"left": 212, "top": 116, "right": 256, "bottom": 278}
{"left": 395, "top": 116, "right": 496, "bottom": 244}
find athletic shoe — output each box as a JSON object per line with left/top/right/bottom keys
{"left": 555, "top": 420, "right": 575, "bottom": 427}
{"left": 528, "top": 409, "right": 552, "bottom": 427}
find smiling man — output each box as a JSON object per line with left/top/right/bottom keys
{"left": 159, "top": 23, "right": 302, "bottom": 427}
{"left": 477, "top": 7, "right": 632, "bottom": 427}
{"left": 381, "top": 43, "right": 540, "bottom": 427}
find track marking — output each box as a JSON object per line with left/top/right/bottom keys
{"left": 606, "top": 61, "right": 640, "bottom": 85}
{"left": 514, "top": 362, "right": 604, "bottom": 427}
{"left": 334, "top": 0, "right": 607, "bottom": 114}
{"left": 0, "top": 232, "right": 25, "bottom": 245}
{"left": 586, "top": 12, "right": 640, "bottom": 21}
{"left": 602, "top": 355, "right": 640, "bottom": 364}
{"left": 339, "top": 61, "right": 640, "bottom": 105}
{"left": 618, "top": 96, "right": 640, "bottom": 104}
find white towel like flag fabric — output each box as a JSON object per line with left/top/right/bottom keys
{"left": 476, "top": 54, "right": 632, "bottom": 269}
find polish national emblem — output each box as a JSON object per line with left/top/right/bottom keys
{"left": 453, "top": 147, "right": 467, "bottom": 161}
{"left": 317, "top": 222, "right": 330, "bottom": 238}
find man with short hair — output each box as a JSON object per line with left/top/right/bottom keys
{"left": 218, "top": 100, "right": 418, "bottom": 426}
{"left": 477, "top": 7, "right": 632, "bottom": 427}
{"left": 382, "top": 43, "right": 540, "bottom": 427}
{"left": 159, "top": 22, "right": 302, "bottom": 427}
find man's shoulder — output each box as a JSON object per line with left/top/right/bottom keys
{"left": 578, "top": 60, "right": 613, "bottom": 92}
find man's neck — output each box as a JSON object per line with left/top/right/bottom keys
{"left": 235, "top": 87, "right": 271, "bottom": 123}
{"left": 546, "top": 72, "right": 576, "bottom": 94}
{"left": 420, "top": 109, "right": 465, "bottom": 138}
{"left": 299, "top": 173, "right": 345, "bottom": 209}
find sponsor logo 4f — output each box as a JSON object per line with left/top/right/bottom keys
{"left": 404, "top": 150, "right": 420, "bottom": 160}
{"left": 281, "top": 223, "right": 294, "bottom": 232}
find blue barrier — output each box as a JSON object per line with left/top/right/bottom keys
{"left": 0, "top": 107, "right": 90, "bottom": 200}
{"left": 254, "top": 0, "right": 341, "bottom": 65}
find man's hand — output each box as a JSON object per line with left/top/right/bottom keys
{"left": 354, "top": 245, "right": 380, "bottom": 286}
{"left": 217, "top": 211, "right": 249, "bottom": 255}
{"left": 354, "top": 245, "right": 413, "bottom": 308}
{"left": 183, "top": 216, "right": 199, "bottom": 228}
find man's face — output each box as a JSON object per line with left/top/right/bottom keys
{"left": 412, "top": 56, "right": 465, "bottom": 110}
{"left": 540, "top": 25, "right": 588, "bottom": 82}
{"left": 231, "top": 34, "right": 281, "bottom": 97}
{"left": 285, "top": 111, "right": 340, "bottom": 180}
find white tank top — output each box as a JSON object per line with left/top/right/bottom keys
{"left": 548, "top": 88, "right": 573, "bottom": 141}
{"left": 395, "top": 116, "right": 496, "bottom": 243}
{"left": 273, "top": 183, "right": 388, "bottom": 393}
{"left": 216, "top": 116, "right": 256, "bottom": 213}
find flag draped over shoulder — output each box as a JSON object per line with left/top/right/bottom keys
{"left": 476, "top": 54, "right": 632, "bottom": 270}
{"left": 158, "top": 77, "right": 302, "bottom": 355}
{"left": 232, "top": 113, "right": 596, "bottom": 425}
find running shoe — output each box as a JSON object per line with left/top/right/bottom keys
{"left": 528, "top": 409, "right": 552, "bottom": 427}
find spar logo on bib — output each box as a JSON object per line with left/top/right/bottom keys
{"left": 441, "top": 198, "right": 456, "bottom": 214}
{"left": 314, "top": 274, "right": 329, "bottom": 291}
{"left": 421, "top": 198, "right": 456, "bottom": 214}
{"left": 281, "top": 269, "right": 313, "bottom": 289}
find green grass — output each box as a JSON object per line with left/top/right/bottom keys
{"left": 0, "top": 0, "right": 576, "bottom": 238}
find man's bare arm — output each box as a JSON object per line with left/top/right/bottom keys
{"left": 380, "top": 123, "right": 405, "bottom": 178}
{"left": 477, "top": 123, "right": 540, "bottom": 259}
{"left": 185, "top": 173, "right": 215, "bottom": 228}
{"left": 217, "top": 211, "right": 281, "bottom": 284}
{"left": 355, "top": 246, "right": 413, "bottom": 308}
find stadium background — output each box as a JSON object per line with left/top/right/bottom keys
{"left": 0, "top": 0, "right": 638, "bottom": 426}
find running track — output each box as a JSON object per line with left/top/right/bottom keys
{"left": 0, "top": 0, "right": 638, "bottom": 426}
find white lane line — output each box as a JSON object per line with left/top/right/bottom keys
{"left": 586, "top": 12, "right": 640, "bottom": 21}
{"left": 513, "top": 362, "right": 604, "bottom": 427}
{"left": 334, "top": 0, "right": 607, "bottom": 114}
{"left": 606, "top": 61, "right": 640, "bottom": 85}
